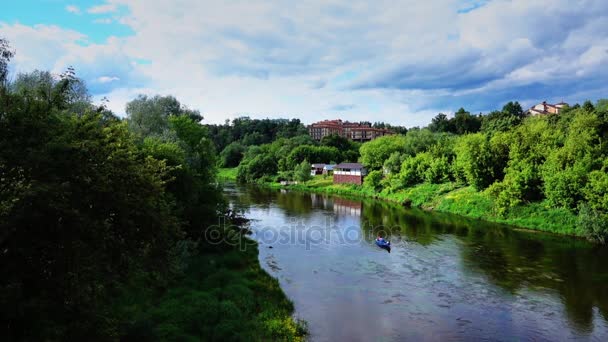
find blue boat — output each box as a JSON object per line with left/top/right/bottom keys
{"left": 375, "top": 238, "right": 391, "bottom": 252}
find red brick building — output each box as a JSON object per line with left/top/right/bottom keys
{"left": 333, "top": 163, "right": 367, "bottom": 185}
{"left": 308, "top": 119, "right": 393, "bottom": 142}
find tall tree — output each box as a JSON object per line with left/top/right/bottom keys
{"left": 0, "top": 38, "right": 14, "bottom": 84}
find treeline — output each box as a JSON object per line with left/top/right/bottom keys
{"left": 0, "top": 39, "right": 303, "bottom": 340}
{"left": 235, "top": 133, "right": 360, "bottom": 183}
{"left": 359, "top": 101, "right": 608, "bottom": 242}
{"left": 206, "top": 117, "right": 308, "bottom": 166}
{"left": 229, "top": 97, "right": 608, "bottom": 243}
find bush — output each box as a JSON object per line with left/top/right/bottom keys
{"left": 294, "top": 160, "right": 312, "bottom": 182}
{"left": 219, "top": 142, "right": 246, "bottom": 167}
{"left": 453, "top": 133, "right": 498, "bottom": 189}
{"left": 237, "top": 154, "right": 278, "bottom": 183}
{"left": 577, "top": 204, "right": 608, "bottom": 244}
{"left": 363, "top": 170, "right": 384, "bottom": 191}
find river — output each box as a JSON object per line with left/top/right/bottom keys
{"left": 225, "top": 184, "right": 608, "bottom": 341}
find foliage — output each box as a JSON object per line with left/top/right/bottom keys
{"left": 577, "top": 204, "right": 608, "bottom": 244}
{"left": 453, "top": 133, "right": 499, "bottom": 189}
{"left": 320, "top": 134, "right": 360, "bottom": 162}
{"left": 126, "top": 94, "right": 202, "bottom": 137}
{"left": 363, "top": 170, "right": 384, "bottom": 191}
{"left": 0, "top": 38, "right": 15, "bottom": 83}
{"left": 286, "top": 145, "right": 341, "bottom": 169}
{"left": 237, "top": 153, "right": 278, "bottom": 183}
{"left": 383, "top": 151, "right": 406, "bottom": 174}
{"left": 359, "top": 134, "right": 408, "bottom": 170}
{"left": 294, "top": 160, "right": 313, "bottom": 182}
{"left": 0, "top": 39, "right": 303, "bottom": 340}
{"left": 428, "top": 108, "right": 482, "bottom": 134}
{"left": 206, "top": 117, "right": 307, "bottom": 152}
{"left": 219, "top": 141, "right": 246, "bottom": 167}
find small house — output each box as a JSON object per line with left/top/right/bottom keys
{"left": 323, "top": 164, "right": 335, "bottom": 175}
{"left": 333, "top": 162, "right": 367, "bottom": 185}
{"left": 311, "top": 163, "right": 326, "bottom": 176}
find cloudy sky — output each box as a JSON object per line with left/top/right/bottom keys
{"left": 2, "top": 0, "right": 607, "bottom": 126}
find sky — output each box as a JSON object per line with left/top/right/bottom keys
{"left": 2, "top": 0, "right": 607, "bottom": 126}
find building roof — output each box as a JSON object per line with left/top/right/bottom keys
{"left": 335, "top": 162, "right": 364, "bottom": 169}
{"left": 311, "top": 163, "right": 326, "bottom": 168}
{"left": 323, "top": 164, "right": 335, "bottom": 170}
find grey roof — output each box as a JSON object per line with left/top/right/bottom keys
{"left": 335, "top": 162, "right": 364, "bottom": 169}
{"left": 311, "top": 163, "right": 326, "bottom": 168}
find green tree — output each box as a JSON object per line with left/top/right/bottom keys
{"left": 0, "top": 38, "right": 14, "bottom": 84}
{"left": 428, "top": 113, "right": 452, "bottom": 133}
{"left": 220, "top": 141, "right": 246, "bottom": 167}
{"left": 359, "top": 135, "right": 408, "bottom": 170}
{"left": 451, "top": 107, "right": 482, "bottom": 134}
{"left": 294, "top": 160, "right": 312, "bottom": 182}
{"left": 286, "top": 145, "right": 340, "bottom": 169}
{"left": 453, "top": 133, "right": 500, "bottom": 189}
{"left": 363, "top": 170, "right": 384, "bottom": 191}
{"left": 127, "top": 95, "right": 202, "bottom": 137}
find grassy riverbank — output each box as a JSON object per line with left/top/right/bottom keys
{"left": 218, "top": 167, "right": 239, "bottom": 181}
{"left": 223, "top": 168, "right": 579, "bottom": 237}
{"left": 292, "top": 177, "right": 578, "bottom": 236}
{"left": 114, "top": 238, "right": 306, "bottom": 341}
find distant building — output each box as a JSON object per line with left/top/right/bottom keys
{"left": 527, "top": 101, "right": 569, "bottom": 116}
{"left": 310, "top": 163, "right": 325, "bottom": 176}
{"left": 323, "top": 164, "right": 335, "bottom": 175}
{"left": 308, "top": 119, "right": 393, "bottom": 142}
{"left": 333, "top": 162, "right": 367, "bottom": 185}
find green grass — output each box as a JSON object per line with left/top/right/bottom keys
{"left": 112, "top": 239, "right": 306, "bottom": 341}
{"left": 268, "top": 176, "right": 580, "bottom": 237}
{"left": 218, "top": 167, "right": 238, "bottom": 181}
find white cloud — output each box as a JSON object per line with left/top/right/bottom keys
{"left": 87, "top": 3, "right": 119, "bottom": 14}
{"left": 65, "top": 5, "right": 81, "bottom": 15}
{"left": 97, "top": 76, "right": 120, "bottom": 83}
{"left": 4, "top": 0, "right": 608, "bottom": 126}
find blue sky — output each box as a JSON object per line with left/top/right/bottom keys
{"left": 2, "top": 0, "right": 607, "bottom": 126}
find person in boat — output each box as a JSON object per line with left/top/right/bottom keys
{"left": 377, "top": 235, "right": 384, "bottom": 242}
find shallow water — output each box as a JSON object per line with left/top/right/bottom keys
{"left": 225, "top": 184, "right": 608, "bottom": 341}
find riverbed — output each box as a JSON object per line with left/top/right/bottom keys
{"left": 225, "top": 184, "right": 608, "bottom": 341}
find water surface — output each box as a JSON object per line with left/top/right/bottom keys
{"left": 225, "top": 184, "right": 608, "bottom": 341}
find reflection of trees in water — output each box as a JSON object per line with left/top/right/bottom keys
{"left": 229, "top": 185, "right": 608, "bottom": 332}
{"left": 359, "top": 198, "right": 608, "bottom": 333}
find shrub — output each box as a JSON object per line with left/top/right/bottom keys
{"left": 577, "top": 204, "right": 608, "bottom": 244}
{"left": 294, "top": 160, "right": 312, "bottom": 182}
{"left": 363, "top": 170, "right": 384, "bottom": 191}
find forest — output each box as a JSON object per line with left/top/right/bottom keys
{"left": 227, "top": 101, "right": 608, "bottom": 243}
{"left": 0, "top": 39, "right": 305, "bottom": 340}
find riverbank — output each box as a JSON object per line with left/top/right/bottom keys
{"left": 113, "top": 237, "right": 306, "bottom": 340}
{"left": 219, "top": 168, "right": 579, "bottom": 237}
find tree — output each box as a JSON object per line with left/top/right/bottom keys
{"left": 502, "top": 101, "right": 524, "bottom": 120}
{"left": 126, "top": 95, "right": 202, "bottom": 137}
{"left": 0, "top": 38, "right": 15, "bottom": 84}
{"left": 219, "top": 142, "right": 246, "bottom": 167}
{"left": 453, "top": 133, "right": 498, "bottom": 189}
{"left": 286, "top": 145, "right": 340, "bottom": 169}
{"left": 451, "top": 107, "right": 482, "bottom": 134}
{"left": 428, "top": 113, "right": 452, "bottom": 133}
{"left": 583, "top": 100, "right": 595, "bottom": 113}
{"left": 359, "top": 135, "right": 408, "bottom": 170}
{"left": 294, "top": 160, "right": 312, "bottom": 182}
{"left": 363, "top": 170, "right": 384, "bottom": 191}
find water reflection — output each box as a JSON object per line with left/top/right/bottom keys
{"left": 225, "top": 184, "right": 608, "bottom": 339}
